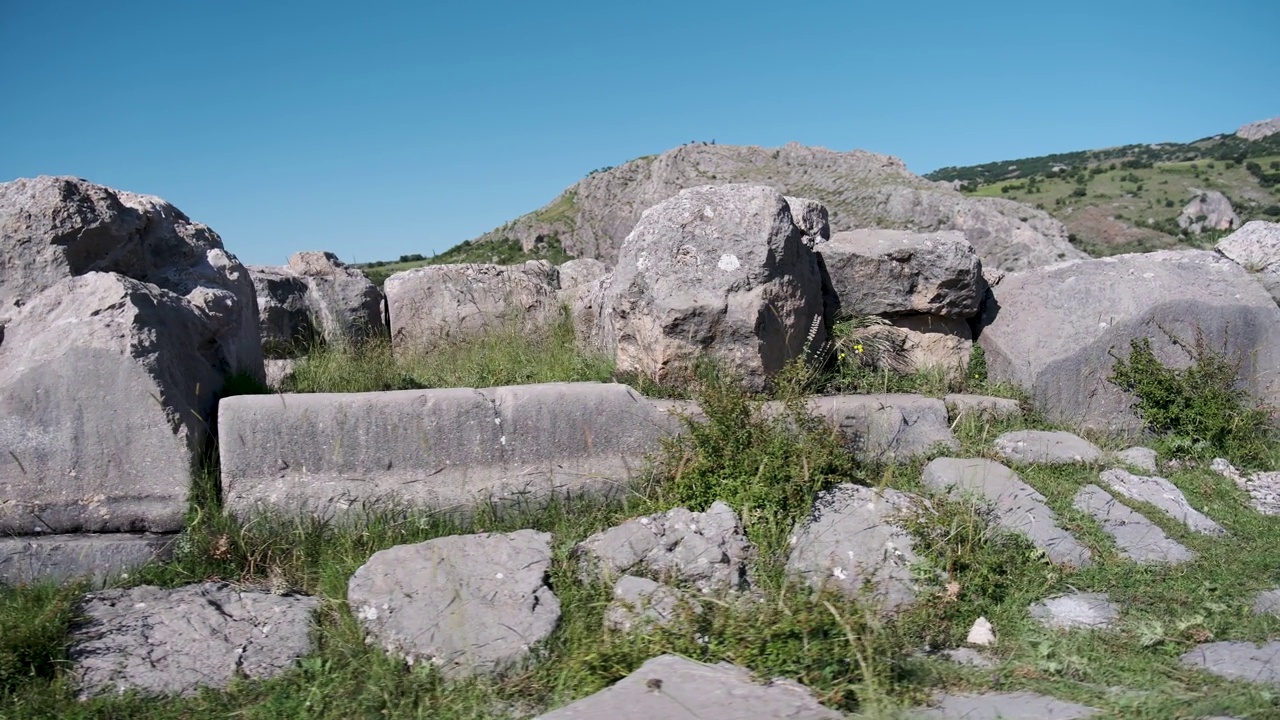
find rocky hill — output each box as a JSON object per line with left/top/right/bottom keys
{"left": 445, "top": 142, "right": 1084, "bottom": 273}
{"left": 926, "top": 117, "right": 1280, "bottom": 256}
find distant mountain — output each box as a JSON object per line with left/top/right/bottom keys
{"left": 924, "top": 118, "right": 1280, "bottom": 256}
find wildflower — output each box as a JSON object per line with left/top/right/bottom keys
{"left": 854, "top": 343, "right": 864, "bottom": 354}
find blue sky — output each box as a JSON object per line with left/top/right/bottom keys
{"left": 2, "top": 0, "right": 1276, "bottom": 266}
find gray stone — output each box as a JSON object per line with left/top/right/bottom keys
{"left": 944, "top": 394, "right": 1023, "bottom": 423}
{"left": 263, "top": 358, "right": 297, "bottom": 391}
{"left": 1100, "top": 468, "right": 1225, "bottom": 536}
{"left": 786, "top": 485, "right": 922, "bottom": 613}
{"left": 347, "top": 530, "right": 559, "bottom": 678}
{"left": 534, "top": 653, "right": 842, "bottom": 720}
{"left": 385, "top": 260, "right": 561, "bottom": 352}
{"left": 1072, "top": 484, "right": 1195, "bottom": 564}
{"left": 1251, "top": 589, "right": 1280, "bottom": 617}
{"left": 0, "top": 534, "right": 175, "bottom": 587}
{"left": 966, "top": 616, "right": 996, "bottom": 646}
{"left": 1029, "top": 592, "right": 1119, "bottom": 630}
{"left": 979, "top": 250, "right": 1280, "bottom": 434}
{"left": 922, "top": 458, "right": 1092, "bottom": 568}
{"left": 797, "top": 393, "right": 958, "bottom": 462}
{"left": 820, "top": 228, "right": 984, "bottom": 317}
{"left": 1217, "top": 221, "right": 1280, "bottom": 305}
{"left": 912, "top": 691, "right": 1099, "bottom": 719}
{"left": 884, "top": 314, "right": 975, "bottom": 378}
{"left": 1178, "top": 189, "right": 1240, "bottom": 235}
{"left": 940, "top": 647, "right": 996, "bottom": 669}
{"left": 1180, "top": 641, "right": 1280, "bottom": 686}
{"left": 994, "top": 430, "right": 1102, "bottom": 465}
{"left": 1210, "top": 458, "right": 1280, "bottom": 516}
{"left": 603, "top": 576, "right": 698, "bottom": 633}
{"left": 69, "top": 582, "right": 318, "bottom": 697}
{"left": 556, "top": 259, "right": 614, "bottom": 354}
{"left": 556, "top": 258, "right": 610, "bottom": 293}
{"left": 1237, "top": 117, "right": 1280, "bottom": 141}
{"left": 1113, "top": 446, "right": 1158, "bottom": 474}
{"left": 784, "top": 196, "right": 830, "bottom": 243}
{"left": 220, "top": 382, "right": 680, "bottom": 520}
{"left": 0, "top": 177, "right": 264, "bottom": 537}
{"left": 249, "top": 251, "right": 385, "bottom": 353}
{"left": 575, "top": 501, "right": 753, "bottom": 594}
{"left": 605, "top": 184, "right": 826, "bottom": 391}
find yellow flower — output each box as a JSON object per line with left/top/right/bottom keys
{"left": 854, "top": 343, "right": 864, "bottom": 354}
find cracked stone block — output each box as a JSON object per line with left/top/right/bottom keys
{"left": 575, "top": 501, "right": 754, "bottom": 593}
{"left": 1029, "top": 592, "right": 1119, "bottom": 630}
{"left": 1180, "top": 641, "right": 1280, "bottom": 686}
{"left": 68, "top": 582, "right": 319, "bottom": 698}
{"left": 1100, "top": 468, "right": 1225, "bottom": 536}
{"left": 786, "top": 484, "right": 922, "bottom": 613}
{"left": 1073, "top": 484, "right": 1195, "bottom": 564}
{"left": 534, "top": 654, "right": 842, "bottom": 719}
{"left": 993, "top": 430, "right": 1102, "bottom": 465}
{"left": 912, "top": 691, "right": 1099, "bottom": 718}
{"left": 603, "top": 576, "right": 699, "bottom": 633}
{"left": 347, "top": 529, "right": 559, "bottom": 679}
{"left": 922, "top": 458, "right": 1092, "bottom": 568}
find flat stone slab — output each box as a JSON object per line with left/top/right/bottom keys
{"left": 922, "top": 458, "right": 1092, "bottom": 568}
{"left": 534, "top": 653, "right": 842, "bottom": 719}
{"left": 1211, "top": 458, "right": 1280, "bottom": 516}
{"left": 1072, "top": 484, "right": 1195, "bottom": 564}
{"left": 68, "top": 582, "right": 318, "bottom": 698}
{"left": 939, "top": 647, "right": 996, "bottom": 668}
{"left": 794, "top": 394, "right": 959, "bottom": 462}
{"left": 1113, "top": 446, "right": 1158, "bottom": 474}
{"left": 1100, "top": 469, "right": 1225, "bottom": 536}
{"left": 220, "top": 382, "right": 681, "bottom": 520}
{"left": 575, "top": 501, "right": 753, "bottom": 593}
{"left": 348, "top": 529, "right": 559, "bottom": 678}
{"left": 603, "top": 576, "right": 698, "bottom": 633}
{"left": 0, "top": 533, "right": 175, "bottom": 587}
{"left": 1029, "top": 592, "right": 1119, "bottom": 630}
{"left": 912, "top": 691, "right": 1099, "bottom": 718}
{"left": 786, "top": 484, "right": 922, "bottom": 613}
{"left": 1252, "top": 589, "right": 1280, "bottom": 617}
{"left": 944, "top": 394, "right": 1023, "bottom": 423}
{"left": 993, "top": 430, "right": 1101, "bottom": 465}
{"left": 1180, "top": 641, "right": 1280, "bottom": 686}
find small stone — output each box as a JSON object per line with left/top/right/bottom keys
{"left": 966, "top": 616, "right": 996, "bottom": 646}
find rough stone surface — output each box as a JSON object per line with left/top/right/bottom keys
{"left": 819, "top": 229, "right": 984, "bottom": 318}
{"left": 603, "top": 576, "right": 698, "bottom": 633}
{"left": 1029, "top": 592, "right": 1120, "bottom": 630}
{"left": 535, "top": 653, "right": 842, "bottom": 720}
{"left": 978, "top": 250, "right": 1280, "bottom": 433}
{"left": 784, "top": 196, "right": 830, "bottom": 243}
{"left": 1178, "top": 189, "right": 1240, "bottom": 234}
{"left": 249, "top": 251, "right": 385, "bottom": 352}
{"left": 0, "top": 534, "right": 175, "bottom": 587}
{"left": 555, "top": 259, "right": 614, "bottom": 353}
{"left": 966, "top": 617, "right": 996, "bottom": 646}
{"left": 385, "top": 260, "right": 561, "bottom": 352}
{"left": 1237, "top": 117, "right": 1280, "bottom": 141}
{"left": 1114, "top": 446, "right": 1159, "bottom": 474}
{"left": 466, "top": 142, "right": 1081, "bottom": 272}
{"left": 0, "top": 177, "right": 263, "bottom": 538}
{"left": 1217, "top": 221, "right": 1280, "bottom": 305}
{"left": 1072, "top": 484, "right": 1195, "bottom": 564}
{"left": 604, "top": 184, "right": 826, "bottom": 391}
{"left": 1100, "top": 468, "right": 1225, "bottom": 536}
{"left": 1210, "top": 458, "right": 1280, "bottom": 516}
{"left": 884, "top": 314, "right": 974, "bottom": 376}
{"left": 796, "top": 394, "right": 958, "bottom": 462}
{"left": 1180, "top": 641, "right": 1280, "bottom": 686}
{"left": 347, "top": 530, "right": 559, "bottom": 678}
{"left": 922, "top": 458, "right": 1092, "bottom": 568}
{"left": 912, "top": 691, "right": 1099, "bottom": 719}
{"left": 944, "top": 394, "right": 1023, "bottom": 423}
{"left": 786, "top": 485, "right": 922, "bottom": 613}
{"left": 1252, "top": 589, "right": 1280, "bottom": 617}
{"left": 220, "top": 382, "right": 680, "bottom": 520}
{"left": 575, "top": 501, "right": 753, "bottom": 593}
{"left": 994, "top": 430, "right": 1102, "bottom": 465}
{"left": 69, "top": 582, "right": 318, "bottom": 698}
{"left": 263, "top": 358, "right": 297, "bottom": 391}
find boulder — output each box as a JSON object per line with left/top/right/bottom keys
{"left": 978, "top": 250, "right": 1280, "bottom": 433}
{"left": 605, "top": 184, "right": 826, "bottom": 391}
{"left": 783, "top": 196, "right": 830, "bottom": 243}
{"left": 819, "top": 229, "right": 984, "bottom": 318}
{"left": 603, "top": 575, "right": 699, "bottom": 633}
{"left": 69, "top": 582, "right": 318, "bottom": 697}
{"left": 1178, "top": 189, "right": 1240, "bottom": 234}
{"left": 884, "top": 314, "right": 974, "bottom": 376}
{"left": 347, "top": 530, "right": 559, "bottom": 678}
{"left": 575, "top": 501, "right": 753, "bottom": 593}
{"left": 248, "top": 251, "right": 385, "bottom": 354}
{"left": 1217, "top": 220, "right": 1280, "bottom": 305}
{"left": 786, "top": 485, "right": 922, "bottom": 613}
{"left": 555, "top": 258, "right": 614, "bottom": 354}
{"left": 0, "top": 177, "right": 262, "bottom": 537}
{"left": 385, "top": 260, "right": 561, "bottom": 352}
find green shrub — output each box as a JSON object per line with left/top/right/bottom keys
{"left": 1108, "top": 334, "right": 1276, "bottom": 467}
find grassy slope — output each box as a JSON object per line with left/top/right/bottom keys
{"left": 3, "top": 326, "right": 1280, "bottom": 718}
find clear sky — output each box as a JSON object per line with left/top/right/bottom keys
{"left": 2, "top": 0, "right": 1276, "bottom": 266}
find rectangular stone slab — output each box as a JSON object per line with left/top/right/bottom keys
{"left": 0, "top": 533, "right": 175, "bottom": 587}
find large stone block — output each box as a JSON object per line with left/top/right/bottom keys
{"left": 820, "top": 229, "right": 984, "bottom": 318}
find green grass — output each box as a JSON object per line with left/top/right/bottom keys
{"left": 4, "top": 325, "right": 1280, "bottom": 718}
